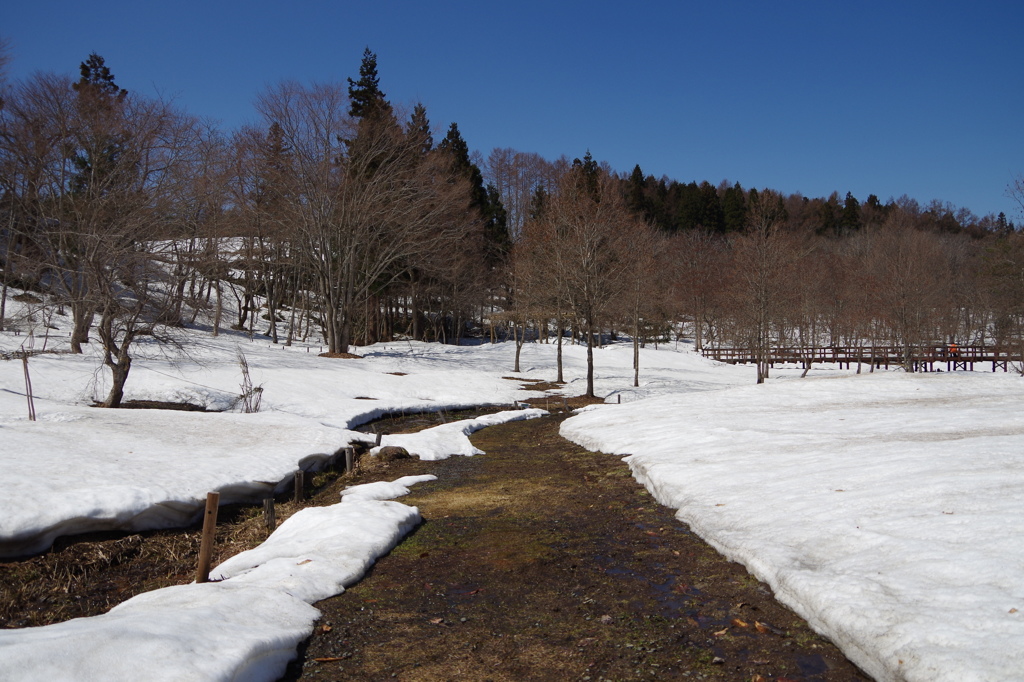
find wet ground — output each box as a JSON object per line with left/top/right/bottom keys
{"left": 284, "top": 409, "right": 870, "bottom": 682}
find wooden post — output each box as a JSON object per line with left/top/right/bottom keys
{"left": 345, "top": 446, "right": 354, "bottom": 474}
{"left": 617, "top": 394, "right": 621, "bottom": 404}
{"left": 195, "top": 491, "right": 220, "bottom": 583}
{"left": 375, "top": 432, "right": 383, "bottom": 446}
{"left": 293, "top": 470, "right": 304, "bottom": 503}
{"left": 21, "top": 355, "right": 36, "bottom": 422}
{"left": 263, "top": 497, "right": 276, "bottom": 532}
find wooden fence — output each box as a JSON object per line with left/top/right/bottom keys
{"left": 700, "top": 345, "right": 1019, "bottom": 372}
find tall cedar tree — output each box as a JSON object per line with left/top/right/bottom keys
{"left": 347, "top": 48, "right": 391, "bottom": 120}
{"left": 439, "top": 123, "right": 510, "bottom": 266}
{"left": 70, "top": 53, "right": 128, "bottom": 196}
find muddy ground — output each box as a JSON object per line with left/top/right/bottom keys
{"left": 287, "top": 404, "right": 869, "bottom": 682}
{"left": 1, "top": 400, "right": 870, "bottom": 681}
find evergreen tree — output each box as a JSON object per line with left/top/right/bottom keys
{"left": 698, "top": 181, "right": 725, "bottom": 232}
{"left": 674, "top": 181, "right": 702, "bottom": 231}
{"left": 626, "top": 164, "right": 649, "bottom": 217}
{"left": 529, "top": 185, "right": 548, "bottom": 221}
{"left": 73, "top": 52, "right": 128, "bottom": 100}
{"left": 722, "top": 182, "right": 747, "bottom": 232}
{"left": 483, "top": 183, "right": 511, "bottom": 266}
{"left": 406, "top": 103, "right": 433, "bottom": 155}
{"left": 347, "top": 47, "right": 391, "bottom": 120}
{"left": 70, "top": 53, "right": 128, "bottom": 196}
{"left": 816, "top": 192, "right": 841, "bottom": 234}
{"left": 840, "top": 191, "right": 862, "bottom": 232}
{"left": 438, "top": 123, "right": 510, "bottom": 266}
{"left": 571, "top": 150, "right": 600, "bottom": 201}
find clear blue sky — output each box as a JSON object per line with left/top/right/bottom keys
{"left": 3, "top": 0, "right": 1022, "bottom": 220}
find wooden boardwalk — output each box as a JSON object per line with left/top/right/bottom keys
{"left": 700, "top": 345, "right": 1019, "bottom": 372}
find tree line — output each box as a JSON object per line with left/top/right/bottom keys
{"left": 2, "top": 47, "right": 1023, "bottom": 404}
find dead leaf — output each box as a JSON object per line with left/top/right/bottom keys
{"left": 296, "top": 558, "right": 312, "bottom": 565}
{"left": 713, "top": 628, "right": 729, "bottom": 637}
{"left": 1010, "top": 608, "right": 1019, "bottom": 614}
{"left": 754, "top": 621, "right": 782, "bottom": 635}
{"left": 731, "top": 618, "right": 749, "bottom": 628}
{"left": 313, "top": 657, "right": 345, "bottom": 663}
{"left": 458, "top": 588, "right": 483, "bottom": 596}
{"left": 429, "top": 617, "right": 444, "bottom": 625}
{"left": 320, "top": 624, "right": 332, "bottom": 633}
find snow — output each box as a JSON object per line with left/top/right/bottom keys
{"left": 0, "top": 498, "right": 420, "bottom": 682}
{"left": 561, "top": 371, "right": 1024, "bottom": 682}
{"left": 4, "top": 288, "right": 1024, "bottom": 680}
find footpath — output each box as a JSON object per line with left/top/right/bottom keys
{"left": 284, "top": 411, "right": 869, "bottom": 682}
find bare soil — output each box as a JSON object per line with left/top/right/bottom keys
{"left": 1, "top": 399, "right": 870, "bottom": 681}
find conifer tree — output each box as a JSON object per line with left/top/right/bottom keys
{"left": 347, "top": 47, "right": 390, "bottom": 120}
{"left": 841, "top": 191, "right": 862, "bottom": 232}
{"left": 722, "top": 182, "right": 747, "bottom": 232}
{"left": 70, "top": 53, "right": 128, "bottom": 196}
{"left": 406, "top": 103, "right": 433, "bottom": 155}
{"left": 438, "top": 123, "right": 510, "bottom": 265}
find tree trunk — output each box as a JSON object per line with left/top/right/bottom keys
{"left": 514, "top": 321, "right": 523, "bottom": 373}
{"left": 586, "top": 321, "right": 596, "bottom": 398}
{"left": 70, "top": 303, "right": 94, "bottom": 354}
{"left": 556, "top": 322, "right": 564, "bottom": 384}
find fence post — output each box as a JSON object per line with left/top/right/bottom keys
{"left": 21, "top": 354, "right": 36, "bottom": 421}
{"left": 195, "top": 491, "right": 220, "bottom": 583}
{"left": 345, "top": 446, "right": 355, "bottom": 474}
{"left": 293, "top": 470, "right": 304, "bottom": 503}
{"left": 263, "top": 497, "right": 276, "bottom": 532}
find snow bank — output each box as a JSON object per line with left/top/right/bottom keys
{"left": 370, "top": 407, "right": 548, "bottom": 460}
{"left": 0, "top": 490, "right": 424, "bottom": 682}
{"left": 561, "top": 371, "right": 1024, "bottom": 682}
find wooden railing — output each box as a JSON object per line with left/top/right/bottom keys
{"left": 700, "top": 345, "right": 1019, "bottom": 372}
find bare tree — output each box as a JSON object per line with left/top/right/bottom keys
{"left": 728, "top": 190, "right": 801, "bottom": 383}
{"left": 253, "top": 82, "right": 477, "bottom": 354}
{"left": 863, "top": 212, "right": 951, "bottom": 370}
{"left": 521, "top": 157, "right": 632, "bottom": 397}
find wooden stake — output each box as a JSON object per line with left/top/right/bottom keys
{"left": 195, "top": 491, "right": 220, "bottom": 583}
{"left": 22, "top": 355, "right": 36, "bottom": 421}
{"left": 263, "top": 497, "right": 276, "bottom": 532}
{"left": 293, "top": 470, "right": 304, "bottom": 503}
{"left": 345, "top": 447, "right": 355, "bottom": 474}
{"left": 375, "top": 432, "right": 383, "bottom": 446}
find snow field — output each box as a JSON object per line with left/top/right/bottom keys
{"left": 561, "top": 371, "right": 1024, "bottom": 682}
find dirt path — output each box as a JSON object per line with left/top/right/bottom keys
{"left": 285, "top": 411, "right": 869, "bottom": 681}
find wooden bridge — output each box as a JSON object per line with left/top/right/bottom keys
{"left": 700, "top": 345, "right": 1020, "bottom": 373}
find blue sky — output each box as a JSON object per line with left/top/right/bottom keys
{"left": 3, "top": 1, "right": 1022, "bottom": 220}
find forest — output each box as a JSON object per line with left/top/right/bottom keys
{"left": 2, "top": 49, "right": 1024, "bottom": 403}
